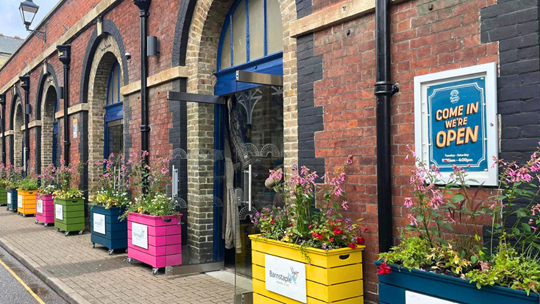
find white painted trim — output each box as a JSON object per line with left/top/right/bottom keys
{"left": 414, "top": 62, "right": 498, "bottom": 186}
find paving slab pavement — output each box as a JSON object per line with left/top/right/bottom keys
{"left": 0, "top": 209, "right": 235, "bottom": 304}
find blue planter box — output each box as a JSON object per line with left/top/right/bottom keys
{"left": 376, "top": 261, "right": 539, "bottom": 304}
{"left": 7, "top": 189, "right": 17, "bottom": 212}
{"left": 90, "top": 205, "right": 127, "bottom": 254}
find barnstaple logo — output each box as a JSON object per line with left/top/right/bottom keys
{"left": 269, "top": 267, "right": 300, "bottom": 285}
{"left": 450, "top": 89, "right": 460, "bottom": 104}
{"left": 134, "top": 230, "right": 145, "bottom": 239}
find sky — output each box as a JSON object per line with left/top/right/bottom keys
{"left": 0, "top": 0, "right": 59, "bottom": 38}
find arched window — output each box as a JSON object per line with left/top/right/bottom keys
{"left": 104, "top": 61, "right": 123, "bottom": 158}
{"left": 52, "top": 96, "right": 59, "bottom": 166}
{"left": 218, "top": 0, "right": 283, "bottom": 71}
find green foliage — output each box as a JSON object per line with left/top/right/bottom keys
{"left": 380, "top": 235, "right": 432, "bottom": 271}
{"left": 90, "top": 154, "right": 130, "bottom": 208}
{"left": 53, "top": 188, "right": 84, "bottom": 200}
{"left": 18, "top": 177, "right": 38, "bottom": 191}
{"left": 466, "top": 244, "right": 540, "bottom": 295}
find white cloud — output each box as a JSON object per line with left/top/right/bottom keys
{"left": 0, "top": 0, "right": 59, "bottom": 38}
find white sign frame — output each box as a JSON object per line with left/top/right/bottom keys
{"left": 55, "top": 204, "right": 64, "bottom": 220}
{"left": 265, "top": 254, "right": 307, "bottom": 303}
{"left": 414, "top": 62, "right": 498, "bottom": 186}
{"left": 7, "top": 192, "right": 11, "bottom": 205}
{"left": 406, "top": 291, "right": 457, "bottom": 304}
{"left": 18, "top": 195, "right": 22, "bottom": 208}
{"left": 131, "top": 222, "right": 148, "bottom": 249}
{"left": 37, "top": 199, "right": 43, "bottom": 214}
{"left": 93, "top": 213, "right": 106, "bottom": 235}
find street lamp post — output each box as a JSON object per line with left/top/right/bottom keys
{"left": 58, "top": 45, "right": 71, "bottom": 165}
{"left": 19, "top": 0, "right": 46, "bottom": 42}
{"left": 0, "top": 94, "right": 5, "bottom": 164}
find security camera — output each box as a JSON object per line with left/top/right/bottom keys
{"left": 125, "top": 52, "right": 132, "bottom": 61}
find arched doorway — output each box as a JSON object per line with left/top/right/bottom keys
{"left": 13, "top": 101, "right": 24, "bottom": 168}
{"left": 41, "top": 85, "right": 59, "bottom": 168}
{"left": 104, "top": 61, "right": 123, "bottom": 158}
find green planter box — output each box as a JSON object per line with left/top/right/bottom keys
{"left": 0, "top": 188, "right": 7, "bottom": 206}
{"left": 54, "top": 198, "right": 85, "bottom": 236}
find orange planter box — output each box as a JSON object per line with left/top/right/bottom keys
{"left": 18, "top": 190, "right": 37, "bottom": 216}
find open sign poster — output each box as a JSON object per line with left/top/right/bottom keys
{"left": 414, "top": 63, "right": 498, "bottom": 186}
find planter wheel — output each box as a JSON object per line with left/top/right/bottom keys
{"left": 57, "top": 228, "right": 60, "bottom": 232}
{"left": 92, "top": 243, "right": 95, "bottom": 249}
{"left": 44, "top": 223, "right": 48, "bottom": 227}
{"left": 152, "top": 268, "right": 159, "bottom": 276}
{"left": 6, "top": 207, "right": 9, "bottom": 211}
{"left": 35, "top": 220, "right": 38, "bottom": 224}
{"left": 79, "top": 230, "right": 83, "bottom": 235}
{"left": 125, "top": 249, "right": 128, "bottom": 254}
{"left": 65, "top": 231, "right": 69, "bottom": 237}
{"left": 126, "top": 258, "right": 133, "bottom": 264}
{"left": 108, "top": 249, "right": 114, "bottom": 255}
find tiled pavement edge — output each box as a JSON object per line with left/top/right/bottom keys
{"left": 0, "top": 209, "right": 234, "bottom": 304}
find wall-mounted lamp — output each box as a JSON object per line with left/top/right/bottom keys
{"left": 147, "top": 36, "right": 160, "bottom": 57}
{"left": 19, "top": 0, "right": 46, "bottom": 42}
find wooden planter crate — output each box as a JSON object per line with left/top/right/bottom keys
{"left": 376, "top": 261, "right": 539, "bottom": 304}
{"left": 249, "top": 235, "right": 365, "bottom": 304}
{"left": 127, "top": 213, "right": 182, "bottom": 275}
{"left": 91, "top": 205, "right": 128, "bottom": 255}
{"left": 7, "top": 189, "right": 17, "bottom": 212}
{"left": 18, "top": 190, "right": 37, "bottom": 216}
{"left": 35, "top": 194, "right": 55, "bottom": 226}
{"left": 0, "top": 188, "right": 7, "bottom": 206}
{"left": 54, "top": 198, "right": 85, "bottom": 236}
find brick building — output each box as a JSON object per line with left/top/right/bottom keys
{"left": 0, "top": 0, "right": 538, "bottom": 302}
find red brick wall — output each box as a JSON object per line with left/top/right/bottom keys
{"left": 312, "top": 0, "right": 498, "bottom": 301}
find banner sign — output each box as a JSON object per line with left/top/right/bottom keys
{"left": 132, "top": 222, "right": 148, "bottom": 249}
{"left": 93, "top": 213, "right": 106, "bottom": 235}
{"left": 414, "top": 63, "right": 498, "bottom": 186}
{"left": 265, "top": 254, "right": 307, "bottom": 303}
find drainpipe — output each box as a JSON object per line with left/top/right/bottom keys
{"left": 58, "top": 45, "right": 71, "bottom": 165}
{"left": 20, "top": 76, "right": 30, "bottom": 176}
{"left": 133, "top": 0, "right": 151, "bottom": 192}
{"left": 0, "top": 94, "right": 6, "bottom": 164}
{"left": 375, "top": 0, "right": 399, "bottom": 253}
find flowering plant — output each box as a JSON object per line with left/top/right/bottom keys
{"left": 90, "top": 154, "right": 130, "bottom": 209}
{"left": 379, "top": 145, "right": 540, "bottom": 295}
{"left": 122, "top": 151, "right": 176, "bottom": 218}
{"left": 6, "top": 165, "right": 23, "bottom": 190}
{"left": 0, "top": 163, "right": 9, "bottom": 188}
{"left": 18, "top": 176, "right": 38, "bottom": 191}
{"left": 38, "top": 163, "right": 57, "bottom": 195}
{"left": 53, "top": 158, "right": 84, "bottom": 199}
{"left": 251, "top": 156, "right": 366, "bottom": 253}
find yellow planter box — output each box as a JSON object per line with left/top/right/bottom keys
{"left": 249, "top": 234, "right": 364, "bottom": 304}
{"left": 18, "top": 190, "right": 37, "bottom": 216}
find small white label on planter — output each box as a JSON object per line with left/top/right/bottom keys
{"left": 406, "top": 291, "right": 457, "bottom": 304}
{"left": 37, "top": 199, "right": 43, "bottom": 214}
{"left": 7, "top": 192, "right": 11, "bottom": 204}
{"left": 94, "top": 213, "right": 106, "bottom": 235}
{"left": 18, "top": 195, "right": 22, "bottom": 208}
{"left": 55, "top": 204, "right": 63, "bottom": 220}
{"left": 265, "top": 254, "right": 307, "bottom": 303}
{"left": 132, "top": 222, "right": 148, "bottom": 249}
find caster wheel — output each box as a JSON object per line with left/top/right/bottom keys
{"left": 126, "top": 258, "right": 133, "bottom": 264}
{"left": 57, "top": 228, "right": 60, "bottom": 232}
{"left": 152, "top": 268, "right": 159, "bottom": 276}
{"left": 125, "top": 249, "right": 128, "bottom": 254}
{"left": 44, "top": 223, "right": 48, "bottom": 227}
{"left": 22, "top": 214, "right": 26, "bottom": 217}
{"left": 79, "top": 230, "right": 83, "bottom": 235}
{"left": 92, "top": 243, "right": 96, "bottom": 249}
{"left": 65, "top": 231, "right": 69, "bottom": 237}
{"left": 35, "top": 220, "right": 38, "bottom": 224}
{"left": 108, "top": 249, "right": 114, "bottom": 255}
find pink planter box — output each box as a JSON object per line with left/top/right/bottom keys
{"left": 35, "top": 194, "right": 55, "bottom": 226}
{"left": 127, "top": 213, "right": 182, "bottom": 271}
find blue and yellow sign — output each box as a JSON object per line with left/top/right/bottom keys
{"left": 428, "top": 77, "right": 486, "bottom": 172}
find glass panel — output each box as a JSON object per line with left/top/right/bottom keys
{"left": 230, "top": 82, "right": 284, "bottom": 303}
{"left": 107, "top": 121, "right": 123, "bottom": 156}
{"left": 113, "top": 66, "right": 120, "bottom": 103}
{"left": 221, "top": 24, "right": 232, "bottom": 70}
{"left": 249, "top": 0, "right": 264, "bottom": 60}
{"left": 107, "top": 75, "right": 113, "bottom": 105}
{"left": 266, "top": 0, "right": 283, "bottom": 54}
{"left": 232, "top": 0, "right": 247, "bottom": 66}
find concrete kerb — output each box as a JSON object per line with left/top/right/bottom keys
{"left": 0, "top": 237, "right": 91, "bottom": 304}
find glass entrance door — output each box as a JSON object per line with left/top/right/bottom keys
{"left": 227, "top": 77, "right": 284, "bottom": 303}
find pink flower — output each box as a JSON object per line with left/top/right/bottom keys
{"left": 404, "top": 197, "right": 413, "bottom": 208}
{"left": 341, "top": 201, "right": 349, "bottom": 211}
{"left": 408, "top": 214, "right": 418, "bottom": 226}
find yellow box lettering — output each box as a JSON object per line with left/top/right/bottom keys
{"left": 456, "top": 128, "right": 465, "bottom": 145}
{"left": 465, "top": 126, "right": 479, "bottom": 144}
{"left": 446, "top": 130, "right": 457, "bottom": 147}
{"left": 436, "top": 131, "right": 446, "bottom": 148}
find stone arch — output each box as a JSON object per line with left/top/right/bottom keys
{"left": 9, "top": 87, "right": 22, "bottom": 165}
{"left": 13, "top": 100, "right": 24, "bottom": 167}
{"left": 179, "top": 0, "right": 297, "bottom": 263}
{"left": 41, "top": 80, "right": 58, "bottom": 171}
{"left": 86, "top": 35, "right": 125, "bottom": 193}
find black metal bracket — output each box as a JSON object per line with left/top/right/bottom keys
{"left": 167, "top": 91, "right": 225, "bottom": 105}
{"left": 28, "top": 28, "right": 46, "bottom": 43}
{"left": 374, "top": 81, "right": 399, "bottom": 96}
{"left": 140, "top": 125, "right": 151, "bottom": 132}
